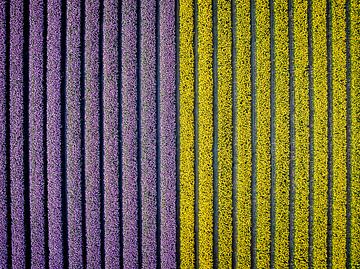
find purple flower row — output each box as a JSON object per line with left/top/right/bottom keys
{"left": 103, "top": 0, "right": 121, "bottom": 267}
{"left": 140, "top": 0, "right": 157, "bottom": 267}
{"left": 0, "top": 1, "right": 7, "bottom": 268}
{"left": 121, "top": 0, "right": 139, "bottom": 267}
{"left": 29, "top": 0, "right": 46, "bottom": 267}
{"left": 85, "top": 0, "right": 101, "bottom": 267}
{"left": 47, "top": 0, "right": 64, "bottom": 267}
{"left": 9, "top": 0, "right": 26, "bottom": 267}
{"left": 66, "top": 0, "right": 84, "bottom": 266}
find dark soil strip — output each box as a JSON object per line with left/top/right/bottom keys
{"left": 117, "top": 0, "right": 123, "bottom": 266}
{"left": 43, "top": 0, "right": 49, "bottom": 266}
{"left": 60, "top": 0, "right": 69, "bottom": 266}
{"left": 99, "top": 0, "right": 105, "bottom": 267}
{"left": 5, "top": 0, "right": 12, "bottom": 265}
{"left": 175, "top": 0, "right": 181, "bottom": 267}
{"left": 79, "top": 0, "right": 87, "bottom": 266}
{"left": 136, "top": 0, "right": 143, "bottom": 266}
{"left": 23, "top": 0, "right": 32, "bottom": 266}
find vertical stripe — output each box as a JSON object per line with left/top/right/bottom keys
{"left": 140, "top": 0, "right": 157, "bottom": 266}
{"left": 118, "top": 2, "right": 124, "bottom": 267}
{"left": 42, "top": 0, "right": 49, "bottom": 265}
{"left": 269, "top": 0, "right": 275, "bottom": 266}
{"left": 235, "top": 0, "right": 251, "bottom": 267}
{"left": 308, "top": 0, "right": 314, "bottom": 265}
{"left": 79, "top": 0, "right": 87, "bottom": 265}
{"left": 175, "top": 0, "right": 181, "bottom": 264}
{"left": 23, "top": 0, "right": 31, "bottom": 265}
{"left": 175, "top": 0, "right": 181, "bottom": 268}
{"left": 4, "top": 1, "right": 12, "bottom": 265}
{"left": 175, "top": 0, "right": 181, "bottom": 266}
{"left": 231, "top": 0, "right": 237, "bottom": 267}
{"left": 345, "top": 0, "right": 351, "bottom": 266}
{"left": 29, "top": 0, "right": 46, "bottom": 267}
{"left": 136, "top": 0, "right": 142, "bottom": 268}
{"left": 331, "top": 0, "right": 347, "bottom": 268}
{"left": 255, "top": 0, "right": 271, "bottom": 266}
{"left": 66, "top": 0, "right": 84, "bottom": 266}
{"left": 47, "top": 0, "right": 65, "bottom": 266}
{"left": 156, "top": 0, "right": 161, "bottom": 265}
{"left": 350, "top": 0, "right": 359, "bottom": 266}
{"left": 197, "top": 0, "right": 213, "bottom": 267}
{"left": 212, "top": 0, "right": 218, "bottom": 265}
{"left": 9, "top": 0, "right": 26, "bottom": 266}
{"left": 60, "top": 0, "right": 68, "bottom": 266}
{"left": 103, "top": 0, "right": 121, "bottom": 267}
{"left": 293, "top": 0, "right": 309, "bottom": 266}
{"left": 194, "top": 0, "right": 199, "bottom": 265}
{"left": 312, "top": 0, "right": 328, "bottom": 266}
{"left": 274, "top": 0, "right": 290, "bottom": 266}
{"left": 136, "top": 1, "right": 142, "bottom": 265}
{"left": 250, "top": 0, "right": 256, "bottom": 264}
{"left": 84, "top": 0, "right": 102, "bottom": 266}
{"left": 326, "top": 0, "right": 333, "bottom": 266}
{"left": 288, "top": 0, "right": 295, "bottom": 265}
{"left": 179, "top": 0, "right": 195, "bottom": 266}
{"left": 159, "top": 0, "right": 177, "bottom": 267}
{"left": 0, "top": 0, "right": 8, "bottom": 266}
{"left": 217, "top": 0, "right": 233, "bottom": 267}
{"left": 122, "top": 0, "right": 139, "bottom": 267}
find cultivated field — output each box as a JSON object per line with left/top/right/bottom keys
{"left": 0, "top": 0, "right": 358, "bottom": 268}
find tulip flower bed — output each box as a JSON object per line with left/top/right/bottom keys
{"left": 0, "top": 0, "right": 358, "bottom": 268}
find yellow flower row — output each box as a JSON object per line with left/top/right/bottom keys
{"left": 274, "top": 0, "right": 290, "bottom": 266}
{"left": 312, "top": 0, "right": 328, "bottom": 267}
{"left": 331, "top": 0, "right": 347, "bottom": 267}
{"left": 217, "top": 0, "right": 233, "bottom": 267}
{"left": 179, "top": 0, "right": 195, "bottom": 266}
{"left": 235, "top": 0, "right": 252, "bottom": 267}
{"left": 255, "top": 0, "right": 271, "bottom": 267}
{"left": 293, "top": 0, "right": 310, "bottom": 266}
{"left": 197, "top": 0, "right": 214, "bottom": 267}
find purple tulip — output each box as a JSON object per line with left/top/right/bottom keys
{"left": 140, "top": 0, "right": 157, "bottom": 267}
{"left": 159, "top": 0, "right": 176, "bottom": 267}
{"left": 29, "top": 0, "right": 46, "bottom": 267}
{"left": 122, "top": 0, "right": 139, "bottom": 267}
{"left": 46, "top": 0, "right": 65, "bottom": 267}
{"left": 85, "top": 0, "right": 102, "bottom": 267}
{"left": 0, "top": 0, "right": 8, "bottom": 267}
{"left": 9, "top": 0, "right": 26, "bottom": 266}
{"left": 103, "top": 0, "right": 121, "bottom": 267}
{"left": 66, "top": 0, "right": 84, "bottom": 266}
